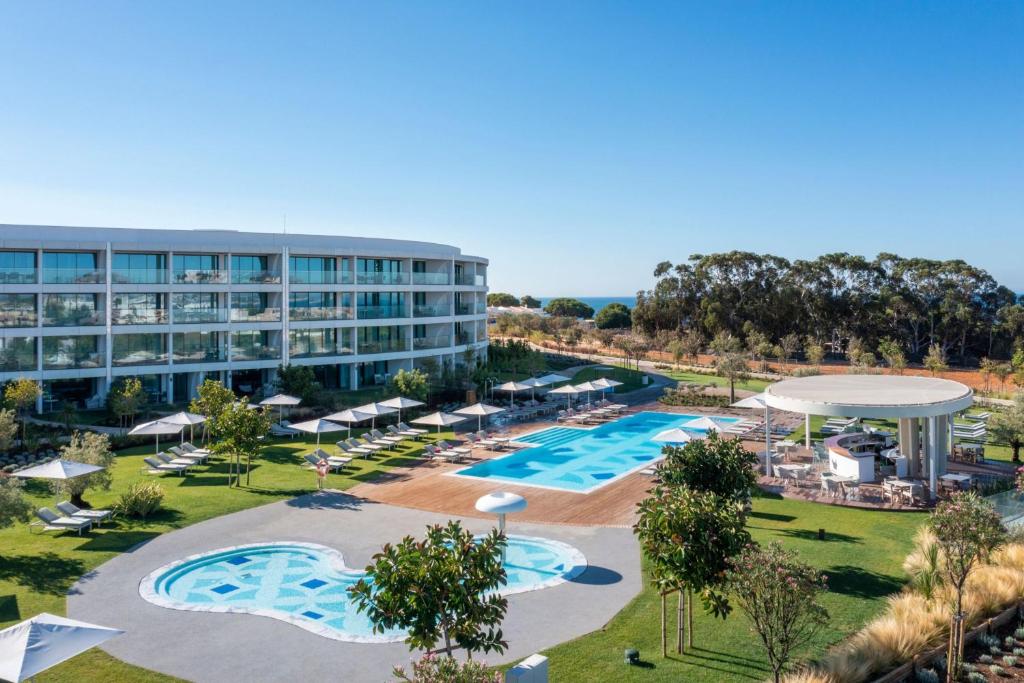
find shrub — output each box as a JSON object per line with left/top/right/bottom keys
{"left": 1016, "top": 627, "right": 1024, "bottom": 640}
{"left": 914, "top": 668, "right": 939, "bottom": 683}
{"left": 1014, "top": 647, "right": 1024, "bottom": 657}
{"left": 980, "top": 634, "right": 1001, "bottom": 649}
{"left": 116, "top": 481, "right": 164, "bottom": 518}
{"left": 792, "top": 367, "right": 821, "bottom": 378}
{"left": 989, "top": 664, "right": 1005, "bottom": 676}
{"left": 979, "top": 654, "right": 993, "bottom": 664}
{"left": 392, "top": 653, "right": 501, "bottom": 682}
{"left": 991, "top": 645, "right": 1004, "bottom": 655}
{"left": 1006, "top": 636, "right": 1017, "bottom": 649}
{"left": 1002, "top": 655, "right": 1017, "bottom": 667}
{"left": 966, "top": 673, "right": 985, "bottom": 683}
{"left": 658, "top": 386, "right": 730, "bottom": 407}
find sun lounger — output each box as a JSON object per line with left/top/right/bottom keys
{"left": 336, "top": 441, "right": 374, "bottom": 458}
{"left": 424, "top": 444, "right": 463, "bottom": 463}
{"left": 371, "top": 429, "right": 404, "bottom": 447}
{"left": 438, "top": 440, "right": 472, "bottom": 455}
{"left": 181, "top": 442, "right": 211, "bottom": 455}
{"left": 157, "top": 452, "right": 196, "bottom": 468}
{"left": 144, "top": 457, "right": 188, "bottom": 475}
{"left": 56, "top": 501, "right": 113, "bottom": 525}
{"left": 32, "top": 507, "right": 93, "bottom": 535}
{"left": 353, "top": 437, "right": 386, "bottom": 452}
{"left": 169, "top": 446, "right": 208, "bottom": 463}
{"left": 304, "top": 451, "right": 351, "bottom": 472}
{"left": 398, "top": 421, "right": 429, "bottom": 436}
{"left": 387, "top": 425, "right": 420, "bottom": 439}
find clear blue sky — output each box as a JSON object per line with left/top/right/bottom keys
{"left": 1, "top": 2, "right": 1021, "bottom": 295}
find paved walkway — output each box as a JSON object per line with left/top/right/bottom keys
{"left": 68, "top": 492, "right": 641, "bottom": 683}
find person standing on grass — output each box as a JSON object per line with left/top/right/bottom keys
{"left": 315, "top": 457, "right": 329, "bottom": 490}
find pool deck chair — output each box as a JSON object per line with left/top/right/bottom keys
{"left": 157, "top": 452, "right": 196, "bottom": 469}
{"left": 387, "top": 424, "right": 420, "bottom": 440}
{"left": 56, "top": 501, "right": 114, "bottom": 526}
{"left": 270, "top": 423, "right": 299, "bottom": 438}
{"left": 32, "top": 507, "right": 93, "bottom": 535}
{"left": 181, "top": 442, "right": 211, "bottom": 455}
{"left": 303, "top": 452, "right": 351, "bottom": 473}
{"left": 169, "top": 446, "right": 208, "bottom": 464}
{"left": 398, "top": 421, "right": 429, "bottom": 437}
{"left": 337, "top": 441, "right": 374, "bottom": 458}
{"left": 144, "top": 456, "right": 188, "bottom": 475}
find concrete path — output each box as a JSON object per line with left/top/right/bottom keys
{"left": 68, "top": 492, "right": 641, "bottom": 683}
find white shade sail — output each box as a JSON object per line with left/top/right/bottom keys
{"left": 682, "top": 416, "right": 729, "bottom": 432}
{"left": 259, "top": 394, "right": 302, "bottom": 406}
{"left": 0, "top": 613, "right": 123, "bottom": 683}
{"left": 11, "top": 459, "right": 104, "bottom": 480}
{"left": 379, "top": 397, "right": 425, "bottom": 410}
{"left": 159, "top": 411, "right": 207, "bottom": 426}
{"left": 323, "top": 409, "right": 374, "bottom": 424}
{"left": 548, "top": 385, "right": 580, "bottom": 395}
{"left": 355, "top": 402, "right": 398, "bottom": 417}
{"left": 454, "top": 402, "right": 505, "bottom": 430}
{"left": 128, "top": 420, "right": 185, "bottom": 436}
{"left": 519, "top": 377, "right": 550, "bottom": 388}
{"left": 731, "top": 393, "right": 767, "bottom": 409}
{"left": 537, "top": 373, "right": 571, "bottom": 384}
{"left": 573, "top": 381, "right": 602, "bottom": 392}
{"left": 591, "top": 378, "right": 623, "bottom": 390}
{"left": 410, "top": 411, "right": 468, "bottom": 433}
{"left": 289, "top": 418, "right": 347, "bottom": 434}
{"left": 652, "top": 428, "right": 694, "bottom": 444}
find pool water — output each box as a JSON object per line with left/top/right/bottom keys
{"left": 452, "top": 411, "right": 739, "bottom": 493}
{"left": 140, "top": 536, "right": 586, "bottom": 643}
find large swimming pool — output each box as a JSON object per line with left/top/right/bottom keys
{"left": 451, "top": 411, "right": 739, "bottom": 493}
{"left": 140, "top": 537, "right": 586, "bottom": 643}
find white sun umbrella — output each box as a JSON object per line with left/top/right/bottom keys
{"left": 0, "top": 613, "right": 124, "bottom": 683}
{"left": 11, "top": 459, "right": 105, "bottom": 480}
{"left": 322, "top": 408, "right": 374, "bottom": 438}
{"left": 454, "top": 402, "right": 506, "bottom": 431}
{"left": 129, "top": 419, "right": 186, "bottom": 455}
{"left": 682, "top": 416, "right": 730, "bottom": 433}
{"left": 289, "top": 418, "right": 347, "bottom": 449}
{"left": 537, "top": 373, "right": 571, "bottom": 385}
{"left": 354, "top": 402, "right": 398, "bottom": 429}
{"left": 591, "top": 377, "right": 623, "bottom": 400}
{"left": 411, "top": 411, "right": 469, "bottom": 434}
{"left": 518, "top": 377, "right": 550, "bottom": 401}
{"left": 731, "top": 392, "right": 767, "bottom": 409}
{"left": 495, "top": 381, "right": 531, "bottom": 409}
{"left": 160, "top": 411, "right": 207, "bottom": 444}
{"left": 652, "top": 428, "right": 694, "bottom": 444}
{"left": 574, "top": 381, "right": 603, "bottom": 405}
{"left": 548, "top": 384, "right": 580, "bottom": 408}
{"left": 259, "top": 393, "right": 302, "bottom": 424}
{"left": 378, "top": 396, "right": 425, "bottom": 425}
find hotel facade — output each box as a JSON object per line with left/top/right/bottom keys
{"left": 0, "top": 225, "right": 488, "bottom": 411}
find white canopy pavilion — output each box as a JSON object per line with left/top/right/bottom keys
{"left": 764, "top": 375, "right": 973, "bottom": 498}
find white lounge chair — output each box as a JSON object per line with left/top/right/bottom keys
{"left": 181, "top": 442, "right": 211, "bottom": 455}
{"left": 304, "top": 452, "right": 351, "bottom": 473}
{"left": 337, "top": 441, "right": 373, "bottom": 458}
{"left": 32, "top": 507, "right": 93, "bottom": 535}
{"left": 438, "top": 440, "right": 472, "bottom": 456}
{"left": 144, "top": 457, "right": 188, "bottom": 475}
{"left": 56, "top": 501, "right": 113, "bottom": 525}
{"left": 398, "top": 421, "right": 428, "bottom": 437}
{"left": 169, "top": 446, "right": 208, "bottom": 463}
{"left": 157, "top": 452, "right": 196, "bottom": 469}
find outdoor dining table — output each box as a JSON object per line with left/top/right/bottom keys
{"left": 774, "top": 463, "right": 811, "bottom": 482}
{"left": 940, "top": 473, "right": 972, "bottom": 489}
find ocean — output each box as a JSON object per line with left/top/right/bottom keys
{"left": 539, "top": 296, "right": 635, "bottom": 311}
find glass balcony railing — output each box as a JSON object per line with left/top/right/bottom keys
{"left": 230, "top": 308, "right": 281, "bottom": 323}
{"left": 476, "top": 329, "right": 487, "bottom": 342}
{"left": 43, "top": 351, "right": 104, "bottom": 370}
{"left": 289, "top": 271, "right": 343, "bottom": 285}
{"left": 173, "top": 309, "right": 228, "bottom": 324}
{"left": 112, "top": 351, "right": 169, "bottom": 367}
{"left": 230, "top": 346, "right": 281, "bottom": 361}
{"left": 0, "top": 268, "right": 37, "bottom": 284}
{"left": 232, "top": 270, "right": 281, "bottom": 285}
{"left": 413, "top": 335, "right": 451, "bottom": 350}
{"left": 358, "top": 305, "right": 407, "bottom": 320}
{"left": 173, "top": 269, "right": 228, "bottom": 284}
{"left": 111, "top": 309, "right": 168, "bottom": 325}
{"left": 42, "top": 268, "right": 105, "bottom": 285}
{"left": 413, "top": 304, "right": 449, "bottom": 318}
{"left": 411, "top": 272, "right": 450, "bottom": 286}
{"left": 454, "top": 303, "right": 475, "bottom": 316}
{"left": 455, "top": 332, "right": 473, "bottom": 346}
{"left": 42, "top": 310, "right": 104, "bottom": 327}
{"left": 290, "top": 343, "right": 354, "bottom": 359}
{"left": 172, "top": 348, "right": 227, "bottom": 364}
{"left": 288, "top": 307, "right": 353, "bottom": 322}
{"left": 0, "top": 311, "right": 37, "bottom": 328}
{"left": 476, "top": 302, "right": 487, "bottom": 314}
{"left": 357, "top": 272, "right": 409, "bottom": 285}
{"left": 112, "top": 269, "right": 168, "bottom": 284}
{"left": 358, "top": 339, "right": 407, "bottom": 355}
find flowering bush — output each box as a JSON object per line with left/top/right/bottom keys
{"left": 392, "top": 653, "right": 501, "bottom": 682}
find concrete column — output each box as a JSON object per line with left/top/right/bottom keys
{"left": 764, "top": 405, "right": 773, "bottom": 476}
{"left": 928, "top": 416, "right": 938, "bottom": 499}
{"left": 935, "top": 414, "right": 949, "bottom": 477}
{"left": 908, "top": 417, "right": 921, "bottom": 477}
{"left": 350, "top": 364, "right": 359, "bottom": 390}
{"left": 804, "top": 413, "right": 811, "bottom": 448}
{"left": 281, "top": 246, "right": 290, "bottom": 366}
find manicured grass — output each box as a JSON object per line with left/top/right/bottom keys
{"left": 538, "top": 493, "right": 926, "bottom": 682}
{"left": 572, "top": 366, "right": 648, "bottom": 393}
{"left": 0, "top": 430, "right": 452, "bottom": 682}
{"left": 662, "top": 369, "right": 770, "bottom": 394}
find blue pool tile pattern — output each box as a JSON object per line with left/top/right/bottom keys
{"left": 141, "top": 537, "right": 587, "bottom": 643}
{"left": 452, "top": 411, "right": 739, "bottom": 493}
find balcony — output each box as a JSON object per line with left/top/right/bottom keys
{"left": 232, "top": 269, "right": 281, "bottom": 285}
{"left": 454, "top": 302, "right": 477, "bottom": 316}
{"left": 112, "top": 309, "right": 168, "bottom": 325}
{"left": 0, "top": 311, "right": 37, "bottom": 328}
{"left": 289, "top": 270, "right": 350, "bottom": 285}
{"left": 476, "top": 329, "right": 487, "bottom": 342}
{"left": 289, "top": 306, "right": 353, "bottom": 322}
{"left": 412, "top": 272, "right": 450, "bottom": 286}
{"left": 42, "top": 310, "right": 104, "bottom": 327}
{"left": 112, "top": 269, "right": 168, "bottom": 285}
{"left": 0, "top": 268, "right": 37, "bottom": 284}
{"left": 173, "top": 309, "right": 228, "bottom": 324}
{"left": 358, "top": 338, "right": 407, "bottom": 355}
{"left": 413, "top": 304, "right": 449, "bottom": 318}
{"left": 230, "top": 307, "right": 281, "bottom": 323}
{"left": 42, "top": 268, "right": 105, "bottom": 285}
{"left": 173, "top": 269, "right": 227, "bottom": 285}
{"left": 43, "top": 351, "right": 104, "bottom": 370}
{"left": 172, "top": 348, "right": 227, "bottom": 364}
{"left": 358, "top": 305, "right": 407, "bottom": 320}
{"left": 290, "top": 343, "right": 354, "bottom": 359}
{"left": 413, "top": 335, "right": 451, "bottom": 350}
{"left": 455, "top": 331, "right": 473, "bottom": 346}
{"left": 111, "top": 351, "right": 169, "bottom": 367}
{"left": 230, "top": 346, "right": 281, "bottom": 361}
{"left": 357, "top": 272, "right": 409, "bottom": 286}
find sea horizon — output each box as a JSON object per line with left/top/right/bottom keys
{"left": 539, "top": 296, "right": 635, "bottom": 311}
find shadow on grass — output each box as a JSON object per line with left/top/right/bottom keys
{"left": 824, "top": 564, "right": 904, "bottom": 599}
{"left": 773, "top": 528, "right": 862, "bottom": 544}
{"left": 747, "top": 510, "right": 797, "bottom": 523}
{"left": 570, "top": 566, "right": 622, "bottom": 586}
{"left": 74, "top": 529, "right": 162, "bottom": 554}
{"left": 662, "top": 651, "right": 767, "bottom": 679}
{"left": 0, "top": 552, "right": 85, "bottom": 596}
{"left": 0, "top": 594, "right": 19, "bottom": 622}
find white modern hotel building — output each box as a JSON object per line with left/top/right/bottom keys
{"left": 0, "top": 225, "right": 488, "bottom": 411}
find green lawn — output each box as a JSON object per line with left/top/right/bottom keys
{"left": 663, "top": 369, "right": 771, "bottom": 394}
{"left": 538, "top": 493, "right": 926, "bottom": 682}
{"left": 0, "top": 429, "right": 454, "bottom": 683}
{"left": 572, "top": 366, "right": 648, "bottom": 393}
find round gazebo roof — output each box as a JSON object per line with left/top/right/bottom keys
{"left": 764, "top": 374, "right": 973, "bottom": 419}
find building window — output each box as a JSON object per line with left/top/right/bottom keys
{"left": 112, "top": 253, "right": 167, "bottom": 284}
{"left": 42, "top": 294, "right": 102, "bottom": 326}
{"left": 172, "top": 293, "right": 224, "bottom": 323}
{"left": 0, "top": 294, "right": 37, "bottom": 327}
{"left": 42, "top": 252, "right": 102, "bottom": 284}
{"left": 42, "top": 335, "right": 102, "bottom": 370}
{"left": 231, "top": 292, "right": 278, "bottom": 322}
{"left": 357, "top": 292, "right": 405, "bottom": 319}
{"left": 111, "top": 333, "right": 167, "bottom": 366}
{"left": 0, "top": 251, "right": 37, "bottom": 284}
{"left": 172, "top": 331, "right": 224, "bottom": 363}
{"left": 112, "top": 293, "right": 167, "bottom": 325}
{"left": 0, "top": 336, "right": 36, "bottom": 372}
{"left": 289, "top": 256, "right": 336, "bottom": 284}
{"left": 230, "top": 330, "right": 278, "bottom": 361}
{"left": 289, "top": 328, "right": 346, "bottom": 358}
{"left": 173, "top": 254, "right": 223, "bottom": 284}
{"left": 231, "top": 255, "right": 278, "bottom": 284}
{"left": 356, "top": 258, "right": 406, "bottom": 285}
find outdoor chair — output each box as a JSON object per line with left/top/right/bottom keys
{"left": 337, "top": 441, "right": 374, "bottom": 458}
{"left": 32, "top": 508, "right": 93, "bottom": 535}
{"left": 144, "top": 457, "right": 188, "bottom": 475}
{"left": 157, "top": 452, "right": 195, "bottom": 469}
{"left": 182, "top": 442, "right": 211, "bottom": 455}
{"left": 56, "top": 501, "right": 113, "bottom": 526}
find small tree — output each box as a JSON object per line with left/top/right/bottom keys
{"left": 52, "top": 431, "right": 115, "bottom": 507}
{"left": 657, "top": 433, "right": 758, "bottom": 504}
{"left": 109, "top": 377, "right": 146, "bottom": 430}
{"left": 779, "top": 333, "right": 801, "bottom": 368}
{"left": 877, "top": 338, "right": 907, "bottom": 375}
{"left": 211, "top": 401, "right": 271, "bottom": 487}
{"left": 594, "top": 303, "right": 631, "bottom": 330}
{"left": 486, "top": 292, "right": 518, "bottom": 307}
{"left": 804, "top": 337, "right": 826, "bottom": 367}
{"left": 726, "top": 542, "right": 829, "bottom": 683}
{"left": 0, "top": 477, "right": 32, "bottom": 529}
{"left": 714, "top": 352, "right": 750, "bottom": 403}
{"left": 0, "top": 408, "right": 17, "bottom": 453}
{"left": 929, "top": 492, "right": 1006, "bottom": 681}
{"left": 349, "top": 521, "right": 508, "bottom": 657}
{"left": 923, "top": 343, "right": 949, "bottom": 376}
{"left": 393, "top": 654, "right": 501, "bottom": 682}
{"left": 4, "top": 377, "right": 40, "bottom": 443}
{"left": 391, "top": 368, "right": 429, "bottom": 403}
{"left": 519, "top": 295, "right": 541, "bottom": 309}
{"left": 543, "top": 297, "right": 595, "bottom": 319}
{"left": 634, "top": 486, "right": 750, "bottom": 654}
{"left": 992, "top": 362, "right": 1013, "bottom": 394}
{"left": 190, "top": 379, "right": 235, "bottom": 442}
{"left": 666, "top": 339, "right": 686, "bottom": 370}
{"left": 274, "top": 364, "right": 321, "bottom": 404}
{"left": 979, "top": 357, "right": 995, "bottom": 393}
{"left": 990, "top": 394, "right": 1024, "bottom": 462}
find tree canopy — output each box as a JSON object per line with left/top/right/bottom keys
{"left": 519, "top": 295, "right": 541, "bottom": 308}
{"left": 486, "top": 292, "right": 518, "bottom": 307}
{"left": 544, "top": 298, "right": 595, "bottom": 319}
{"left": 595, "top": 302, "right": 632, "bottom": 329}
